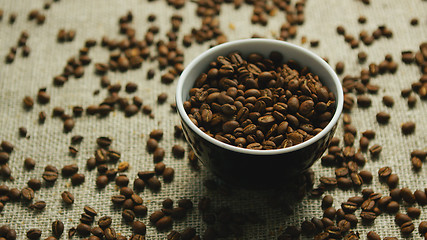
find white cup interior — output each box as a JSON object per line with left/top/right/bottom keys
{"left": 176, "top": 39, "right": 344, "bottom": 155}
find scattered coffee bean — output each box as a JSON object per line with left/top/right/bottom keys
{"left": 376, "top": 112, "right": 390, "bottom": 124}
{"left": 172, "top": 145, "right": 185, "bottom": 158}
{"left": 26, "top": 228, "right": 42, "bottom": 240}
{"left": 61, "top": 191, "right": 74, "bottom": 204}
{"left": 401, "top": 121, "right": 416, "bottom": 134}
{"left": 52, "top": 220, "right": 64, "bottom": 238}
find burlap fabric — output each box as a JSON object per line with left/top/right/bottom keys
{"left": 0, "top": 0, "right": 426, "bottom": 239}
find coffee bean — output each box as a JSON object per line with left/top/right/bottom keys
{"left": 378, "top": 166, "right": 392, "bottom": 179}
{"left": 29, "top": 201, "right": 46, "bottom": 210}
{"left": 323, "top": 207, "right": 336, "bottom": 220}
{"left": 146, "top": 138, "right": 158, "bottom": 152}
{"left": 104, "top": 227, "right": 117, "bottom": 240}
{"left": 406, "top": 206, "right": 421, "bottom": 219}
{"left": 132, "top": 221, "right": 146, "bottom": 235}
{"left": 401, "top": 187, "right": 416, "bottom": 204}
{"left": 360, "top": 210, "right": 376, "bottom": 222}
{"left": 385, "top": 201, "right": 399, "bottom": 213}
{"left": 386, "top": 174, "right": 399, "bottom": 189}
{"left": 401, "top": 121, "right": 416, "bottom": 134}
{"left": 369, "top": 144, "right": 382, "bottom": 156}
{"left": 71, "top": 173, "right": 85, "bottom": 185}
{"left": 61, "top": 164, "right": 78, "bottom": 177}
{"left": 27, "top": 228, "right": 42, "bottom": 240}
{"left": 401, "top": 221, "right": 415, "bottom": 234}
{"left": 382, "top": 95, "right": 394, "bottom": 107}
{"left": 27, "top": 178, "right": 41, "bottom": 191}
{"left": 21, "top": 187, "right": 34, "bottom": 201}
{"left": 395, "top": 213, "right": 412, "bottom": 226}
{"left": 419, "top": 221, "right": 427, "bottom": 235}
{"left": 98, "top": 216, "right": 112, "bottom": 229}
{"left": 153, "top": 147, "right": 165, "bottom": 163}
{"left": 178, "top": 199, "right": 193, "bottom": 209}
{"left": 357, "top": 95, "right": 371, "bottom": 107}
{"left": 319, "top": 177, "right": 337, "bottom": 187}
{"left": 362, "top": 130, "right": 376, "bottom": 139}
{"left": 163, "top": 167, "right": 175, "bottom": 182}
{"left": 61, "top": 191, "right": 74, "bottom": 204}
{"left": 172, "top": 145, "right": 185, "bottom": 158}
{"left": 367, "top": 231, "right": 381, "bottom": 240}
{"left": 115, "top": 174, "right": 129, "bottom": 187}
{"left": 96, "top": 175, "right": 109, "bottom": 188}
{"left": 376, "top": 112, "right": 390, "bottom": 124}
{"left": 63, "top": 118, "right": 75, "bottom": 132}
{"left": 52, "top": 220, "right": 64, "bottom": 238}
{"left": 76, "top": 223, "right": 91, "bottom": 236}
{"left": 321, "top": 195, "right": 333, "bottom": 209}
{"left": 336, "top": 62, "right": 345, "bottom": 74}
{"left": 337, "top": 177, "right": 352, "bottom": 189}
{"left": 156, "top": 216, "right": 173, "bottom": 231}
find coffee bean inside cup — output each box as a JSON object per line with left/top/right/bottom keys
{"left": 184, "top": 51, "right": 336, "bottom": 150}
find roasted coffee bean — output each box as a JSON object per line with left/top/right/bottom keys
{"left": 71, "top": 173, "right": 85, "bottom": 185}
{"left": 28, "top": 178, "right": 41, "bottom": 190}
{"left": 337, "top": 177, "right": 353, "bottom": 189}
{"left": 401, "top": 121, "right": 416, "bottom": 134}
{"left": 336, "top": 62, "right": 345, "bottom": 74}
{"left": 400, "top": 221, "right": 415, "bottom": 234}
{"left": 96, "top": 175, "right": 109, "bottom": 188}
{"left": 386, "top": 201, "right": 399, "bottom": 213}
{"left": 360, "top": 211, "right": 376, "bottom": 222}
{"left": 27, "top": 228, "right": 42, "bottom": 240}
{"left": 61, "top": 191, "right": 74, "bottom": 204}
{"left": 357, "top": 95, "right": 371, "bottom": 107}
{"left": 150, "top": 129, "right": 164, "bottom": 140}
{"left": 406, "top": 207, "right": 421, "bottom": 218}
{"left": 319, "top": 177, "right": 337, "bottom": 187}
{"left": 21, "top": 187, "right": 34, "bottom": 201}
{"left": 382, "top": 96, "right": 394, "bottom": 107}
{"left": 419, "top": 221, "right": 427, "bottom": 235}
{"left": 367, "top": 231, "right": 381, "bottom": 240}
{"left": 98, "top": 216, "right": 112, "bottom": 229}
{"left": 29, "top": 201, "right": 46, "bottom": 210}
{"left": 61, "top": 164, "right": 78, "bottom": 177}
{"left": 359, "top": 170, "right": 372, "bottom": 183}
{"left": 163, "top": 167, "right": 175, "bottom": 182}
{"left": 97, "top": 136, "right": 112, "bottom": 148}
{"left": 76, "top": 223, "right": 91, "bottom": 236}
{"left": 153, "top": 147, "right": 165, "bottom": 162}
{"left": 395, "top": 213, "right": 412, "bottom": 226}
{"left": 115, "top": 174, "right": 129, "bottom": 187}
{"left": 178, "top": 199, "right": 193, "bottom": 209}
{"left": 323, "top": 207, "right": 336, "bottom": 220}
{"left": 369, "top": 144, "right": 382, "bottom": 156}
{"left": 52, "top": 220, "right": 64, "bottom": 238}
{"left": 342, "top": 201, "right": 358, "bottom": 214}
{"left": 321, "top": 195, "right": 333, "bottom": 209}
{"left": 414, "top": 189, "right": 427, "bottom": 205}
{"left": 8, "top": 188, "right": 21, "bottom": 201}
{"left": 172, "top": 145, "right": 185, "bottom": 158}
{"left": 376, "top": 112, "right": 390, "bottom": 124}
{"left": 386, "top": 174, "right": 399, "bottom": 189}
{"left": 156, "top": 216, "right": 173, "bottom": 230}
{"left": 146, "top": 138, "right": 158, "bottom": 152}
{"left": 132, "top": 221, "right": 146, "bottom": 235}
{"left": 401, "top": 187, "right": 416, "bottom": 204}
{"left": 378, "top": 166, "right": 392, "bottom": 179}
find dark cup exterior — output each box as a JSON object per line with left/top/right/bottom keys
{"left": 179, "top": 113, "right": 338, "bottom": 189}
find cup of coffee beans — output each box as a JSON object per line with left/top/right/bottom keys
{"left": 176, "top": 39, "right": 343, "bottom": 189}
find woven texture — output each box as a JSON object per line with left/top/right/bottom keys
{"left": 0, "top": 0, "right": 426, "bottom": 239}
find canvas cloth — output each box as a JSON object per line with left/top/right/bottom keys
{"left": 0, "top": 0, "right": 426, "bottom": 239}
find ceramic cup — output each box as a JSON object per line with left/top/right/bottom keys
{"left": 176, "top": 39, "right": 343, "bottom": 189}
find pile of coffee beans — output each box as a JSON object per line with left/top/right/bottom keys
{"left": 184, "top": 51, "right": 336, "bottom": 150}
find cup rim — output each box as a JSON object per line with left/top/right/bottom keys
{"left": 176, "top": 38, "right": 344, "bottom": 156}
